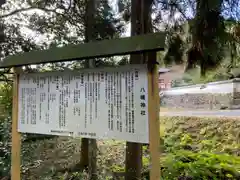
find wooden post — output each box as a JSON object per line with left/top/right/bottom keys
{"left": 11, "top": 67, "right": 21, "bottom": 180}
{"left": 85, "top": 1, "right": 98, "bottom": 179}
{"left": 148, "top": 64, "right": 161, "bottom": 180}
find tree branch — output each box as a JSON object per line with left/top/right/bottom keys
{"left": 1, "top": 4, "right": 84, "bottom": 32}
{"left": 158, "top": 0, "right": 191, "bottom": 20}
{"left": 0, "top": 6, "right": 63, "bottom": 19}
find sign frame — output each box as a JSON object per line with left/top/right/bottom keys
{"left": 4, "top": 32, "right": 165, "bottom": 180}
{"left": 11, "top": 68, "right": 21, "bottom": 180}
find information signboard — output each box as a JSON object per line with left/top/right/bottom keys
{"left": 18, "top": 65, "right": 149, "bottom": 143}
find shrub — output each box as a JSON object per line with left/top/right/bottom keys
{"left": 0, "top": 116, "right": 11, "bottom": 177}
{"left": 161, "top": 150, "right": 240, "bottom": 180}
{"left": 0, "top": 83, "right": 12, "bottom": 177}
{"left": 160, "top": 117, "right": 240, "bottom": 180}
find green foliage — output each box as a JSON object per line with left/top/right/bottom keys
{"left": 164, "top": 34, "right": 185, "bottom": 65}
{"left": 162, "top": 150, "right": 240, "bottom": 180}
{"left": 153, "top": 0, "right": 240, "bottom": 78}
{"left": 108, "top": 117, "right": 240, "bottom": 180}
{"left": 0, "top": 116, "right": 11, "bottom": 177}
{"left": 0, "top": 0, "right": 125, "bottom": 71}
{"left": 0, "top": 83, "right": 12, "bottom": 177}
{"left": 162, "top": 117, "right": 240, "bottom": 154}
{"left": 158, "top": 117, "right": 240, "bottom": 179}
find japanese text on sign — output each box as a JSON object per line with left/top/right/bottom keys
{"left": 18, "top": 65, "right": 149, "bottom": 143}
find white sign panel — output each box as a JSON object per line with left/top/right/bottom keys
{"left": 18, "top": 65, "right": 149, "bottom": 143}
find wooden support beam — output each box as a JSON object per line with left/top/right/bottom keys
{"left": 148, "top": 64, "right": 161, "bottom": 180}
{"left": 11, "top": 67, "right": 21, "bottom": 180}
{"left": 0, "top": 32, "right": 165, "bottom": 68}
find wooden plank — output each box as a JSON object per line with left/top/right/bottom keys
{"left": 11, "top": 67, "right": 21, "bottom": 180}
{"left": 148, "top": 64, "right": 161, "bottom": 180}
{"left": 0, "top": 32, "right": 165, "bottom": 68}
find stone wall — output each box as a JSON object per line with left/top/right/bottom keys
{"left": 160, "top": 79, "right": 240, "bottom": 110}
{"left": 161, "top": 93, "right": 233, "bottom": 110}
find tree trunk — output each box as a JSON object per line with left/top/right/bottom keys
{"left": 200, "top": 60, "right": 206, "bottom": 77}
{"left": 79, "top": 138, "right": 89, "bottom": 169}
{"left": 125, "top": 1, "right": 153, "bottom": 180}
{"left": 80, "top": 1, "right": 97, "bottom": 179}
{"left": 125, "top": 1, "right": 142, "bottom": 179}
{"left": 191, "top": 0, "right": 223, "bottom": 77}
